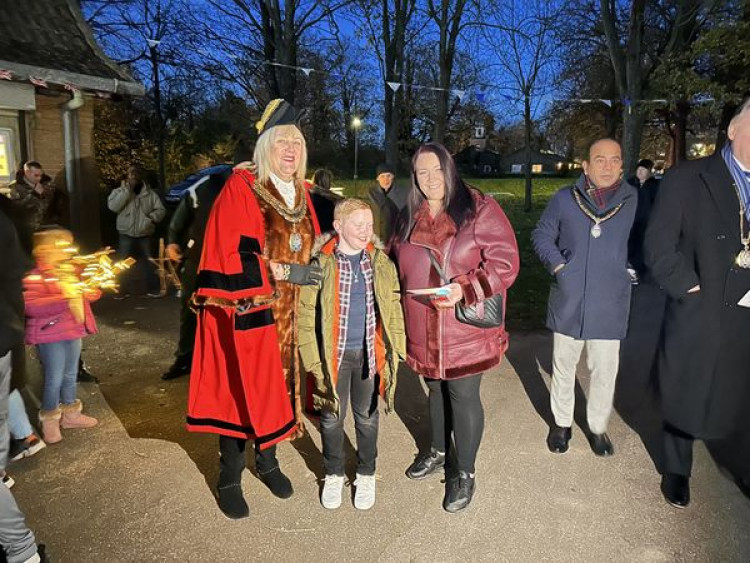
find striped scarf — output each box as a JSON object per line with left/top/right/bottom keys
{"left": 335, "top": 248, "right": 377, "bottom": 378}
{"left": 721, "top": 143, "right": 750, "bottom": 221}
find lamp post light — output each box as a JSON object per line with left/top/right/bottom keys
{"left": 147, "top": 38, "right": 165, "bottom": 193}
{"left": 352, "top": 116, "right": 362, "bottom": 193}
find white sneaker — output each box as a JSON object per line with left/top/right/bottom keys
{"left": 321, "top": 474, "right": 345, "bottom": 509}
{"left": 353, "top": 473, "right": 376, "bottom": 510}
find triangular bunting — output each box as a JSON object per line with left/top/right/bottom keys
{"left": 601, "top": 99, "right": 612, "bottom": 107}
{"left": 301, "top": 68, "right": 313, "bottom": 77}
{"left": 453, "top": 89, "right": 465, "bottom": 102}
{"left": 387, "top": 81, "right": 401, "bottom": 92}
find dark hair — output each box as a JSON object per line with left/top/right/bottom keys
{"left": 313, "top": 168, "right": 332, "bottom": 191}
{"left": 637, "top": 158, "right": 654, "bottom": 170}
{"left": 395, "top": 142, "right": 476, "bottom": 241}
{"left": 585, "top": 138, "right": 620, "bottom": 160}
{"left": 24, "top": 161, "right": 42, "bottom": 171}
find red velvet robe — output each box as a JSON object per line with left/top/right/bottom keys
{"left": 186, "top": 168, "right": 320, "bottom": 448}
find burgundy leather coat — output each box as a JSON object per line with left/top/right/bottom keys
{"left": 393, "top": 192, "right": 519, "bottom": 379}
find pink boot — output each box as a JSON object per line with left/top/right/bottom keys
{"left": 39, "top": 408, "right": 63, "bottom": 444}
{"left": 60, "top": 400, "right": 98, "bottom": 429}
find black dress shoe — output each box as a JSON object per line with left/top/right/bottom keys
{"left": 661, "top": 473, "right": 690, "bottom": 508}
{"left": 258, "top": 466, "right": 294, "bottom": 499}
{"left": 589, "top": 433, "right": 614, "bottom": 456}
{"left": 547, "top": 425, "right": 572, "bottom": 453}
{"left": 406, "top": 448, "right": 446, "bottom": 480}
{"left": 217, "top": 483, "right": 249, "bottom": 519}
{"left": 443, "top": 471, "right": 476, "bottom": 513}
{"left": 161, "top": 358, "right": 192, "bottom": 381}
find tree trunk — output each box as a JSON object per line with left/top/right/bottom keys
{"left": 621, "top": 107, "right": 644, "bottom": 176}
{"left": 524, "top": 93, "right": 533, "bottom": 212}
{"left": 384, "top": 85, "right": 399, "bottom": 167}
{"left": 672, "top": 100, "right": 690, "bottom": 165}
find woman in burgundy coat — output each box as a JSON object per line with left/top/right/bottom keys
{"left": 392, "top": 143, "right": 520, "bottom": 512}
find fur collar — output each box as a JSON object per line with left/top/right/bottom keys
{"left": 409, "top": 200, "right": 457, "bottom": 252}
{"left": 311, "top": 231, "right": 384, "bottom": 257}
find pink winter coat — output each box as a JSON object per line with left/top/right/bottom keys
{"left": 23, "top": 267, "right": 99, "bottom": 345}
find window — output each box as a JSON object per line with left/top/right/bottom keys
{"left": 532, "top": 164, "right": 543, "bottom": 174}
{"left": 0, "top": 128, "right": 16, "bottom": 185}
{"left": 511, "top": 164, "right": 523, "bottom": 174}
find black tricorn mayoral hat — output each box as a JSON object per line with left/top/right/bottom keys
{"left": 255, "top": 99, "right": 306, "bottom": 136}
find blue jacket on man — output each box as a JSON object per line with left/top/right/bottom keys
{"left": 532, "top": 174, "right": 638, "bottom": 340}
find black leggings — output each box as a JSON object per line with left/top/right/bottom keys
{"left": 425, "top": 373, "right": 484, "bottom": 474}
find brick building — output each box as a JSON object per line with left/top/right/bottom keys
{"left": 0, "top": 0, "right": 143, "bottom": 249}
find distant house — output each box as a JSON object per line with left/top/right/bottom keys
{"left": 498, "top": 149, "right": 575, "bottom": 175}
{"left": 455, "top": 146, "right": 502, "bottom": 177}
{"left": 0, "top": 0, "right": 144, "bottom": 248}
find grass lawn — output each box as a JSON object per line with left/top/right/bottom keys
{"left": 336, "top": 176, "right": 574, "bottom": 331}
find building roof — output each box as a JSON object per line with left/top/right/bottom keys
{"left": 499, "top": 148, "right": 569, "bottom": 166}
{"left": 0, "top": 0, "right": 144, "bottom": 96}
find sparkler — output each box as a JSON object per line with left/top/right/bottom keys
{"left": 33, "top": 239, "right": 136, "bottom": 295}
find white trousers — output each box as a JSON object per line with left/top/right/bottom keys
{"left": 550, "top": 333, "right": 620, "bottom": 434}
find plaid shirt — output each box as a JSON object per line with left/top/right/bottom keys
{"left": 335, "top": 248, "right": 377, "bottom": 378}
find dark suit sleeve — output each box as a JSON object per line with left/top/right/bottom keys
{"left": 644, "top": 170, "right": 700, "bottom": 298}
{"left": 168, "top": 196, "right": 192, "bottom": 247}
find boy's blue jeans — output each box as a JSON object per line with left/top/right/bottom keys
{"left": 37, "top": 338, "right": 82, "bottom": 412}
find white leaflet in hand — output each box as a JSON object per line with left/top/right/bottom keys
{"left": 738, "top": 288, "right": 750, "bottom": 308}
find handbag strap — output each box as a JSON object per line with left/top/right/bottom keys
{"left": 425, "top": 248, "right": 449, "bottom": 284}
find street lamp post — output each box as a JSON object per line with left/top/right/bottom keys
{"left": 352, "top": 116, "right": 362, "bottom": 194}
{"left": 147, "top": 38, "right": 165, "bottom": 193}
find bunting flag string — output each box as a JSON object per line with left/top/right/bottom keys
{"left": 28, "top": 76, "right": 49, "bottom": 88}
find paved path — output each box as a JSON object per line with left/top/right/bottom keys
{"left": 10, "top": 297, "right": 750, "bottom": 562}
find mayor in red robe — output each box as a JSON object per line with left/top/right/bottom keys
{"left": 186, "top": 99, "right": 321, "bottom": 519}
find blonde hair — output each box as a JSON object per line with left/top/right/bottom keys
{"left": 334, "top": 198, "right": 373, "bottom": 222}
{"left": 253, "top": 124, "right": 307, "bottom": 185}
{"left": 32, "top": 228, "right": 73, "bottom": 257}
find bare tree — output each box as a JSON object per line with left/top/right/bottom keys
{"left": 600, "top": 0, "right": 708, "bottom": 174}
{"left": 359, "top": 0, "right": 419, "bottom": 168}
{"left": 480, "top": 0, "right": 562, "bottom": 211}
{"left": 426, "top": 0, "right": 470, "bottom": 143}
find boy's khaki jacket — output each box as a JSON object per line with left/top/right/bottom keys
{"left": 298, "top": 233, "right": 406, "bottom": 416}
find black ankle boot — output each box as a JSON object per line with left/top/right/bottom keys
{"left": 443, "top": 471, "right": 476, "bottom": 513}
{"left": 258, "top": 466, "right": 294, "bottom": 499}
{"left": 218, "top": 436, "right": 249, "bottom": 517}
{"left": 217, "top": 483, "right": 249, "bottom": 519}
{"left": 406, "top": 448, "right": 446, "bottom": 480}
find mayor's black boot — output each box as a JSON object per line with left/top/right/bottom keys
{"left": 217, "top": 436, "right": 249, "bottom": 519}
{"left": 255, "top": 443, "right": 293, "bottom": 499}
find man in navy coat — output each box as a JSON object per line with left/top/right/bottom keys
{"left": 532, "top": 138, "right": 637, "bottom": 457}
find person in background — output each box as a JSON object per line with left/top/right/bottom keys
{"left": 107, "top": 165, "right": 166, "bottom": 297}
{"left": 309, "top": 168, "right": 342, "bottom": 232}
{"left": 369, "top": 162, "right": 408, "bottom": 243}
{"left": 23, "top": 228, "right": 100, "bottom": 445}
{"left": 161, "top": 146, "right": 254, "bottom": 381}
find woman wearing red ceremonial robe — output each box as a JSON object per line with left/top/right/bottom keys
{"left": 186, "top": 99, "right": 321, "bottom": 519}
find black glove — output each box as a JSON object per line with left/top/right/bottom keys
{"left": 286, "top": 263, "right": 323, "bottom": 286}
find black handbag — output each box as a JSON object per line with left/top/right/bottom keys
{"left": 426, "top": 250, "right": 504, "bottom": 329}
